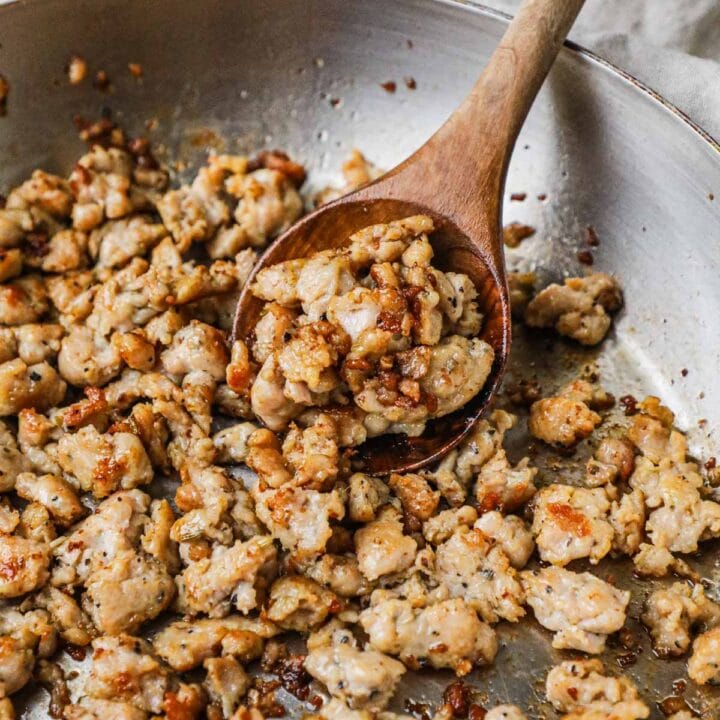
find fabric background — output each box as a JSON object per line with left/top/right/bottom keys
{"left": 485, "top": 0, "right": 720, "bottom": 139}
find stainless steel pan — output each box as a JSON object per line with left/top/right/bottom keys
{"left": 1, "top": 0, "right": 719, "bottom": 717}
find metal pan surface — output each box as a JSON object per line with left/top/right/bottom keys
{"left": 1, "top": 0, "right": 719, "bottom": 717}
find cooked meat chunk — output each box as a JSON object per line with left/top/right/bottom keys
{"left": 529, "top": 392, "right": 601, "bottom": 447}
{"left": 348, "top": 473, "right": 390, "bottom": 523}
{"left": 33, "top": 586, "right": 95, "bottom": 646}
{"left": 177, "top": 536, "right": 276, "bottom": 617}
{"left": 12, "top": 323, "right": 64, "bottom": 364}
{"left": 0, "top": 421, "right": 28, "bottom": 491}
{"left": 525, "top": 272, "right": 622, "bottom": 346}
{"left": 51, "top": 489, "right": 150, "bottom": 587}
{"left": 0, "top": 534, "right": 49, "bottom": 598}
{"left": 0, "top": 607, "right": 57, "bottom": 700}
{"left": 609, "top": 489, "right": 645, "bottom": 556}
{"left": 57, "top": 426, "right": 153, "bottom": 498}
{"left": 360, "top": 594, "right": 497, "bottom": 675}
{"left": 160, "top": 320, "right": 229, "bottom": 381}
{"left": 152, "top": 616, "right": 274, "bottom": 671}
{"left": 266, "top": 575, "right": 338, "bottom": 631}
{"left": 688, "top": 626, "right": 720, "bottom": 685}
{"left": 58, "top": 326, "right": 121, "bottom": 387}
{"left": 302, "top": 554, "right": 371, "bottom": 599}
{"left": 348, "top": 216, "right": 433, "bottom": 267}
{"left": 253, "top": 485, "right": 344, "bottom": 560}
{"left": 0, "top": 275, "right": 49, "bottom": 326}
{"left": 435, "top": 528, "right": 525, "bottom": 623}
{"left": 90, "top": 216, "right": 167, "bottom": 269}
{"left": 545, "top": 660, "right": 649, "bottom": 718}
{"left": 85, "top": 635, "right": 170, "bottom": 714}
{"left": 632, "top": 543, "right": 693, "bottom": 579}
{"left": 212, "top": 422, "right": 258, "bottom": 464}
{"left": 0, "top": 359, "right": 66, "bottom": 415}
{"left": 355, "top": 507, "right": 417, "bottom": 582}
{"left": 642, "top": 581, "right": 720, "bottom": 657}
{"left": 83, "top": 550, "right": 175, "bottom": 635}
{"left": 305, "top": 621, "right": 405, "bottom": 710}
{"left": 422, "top": 506, "right": 477, "bottom": 546}
{"left": 521, "top": 567, "right": 629, "bottom": 654}
{"left": 474, "top": 451, "right": 537, "bottom": 514}
{"left": 204, "top": 655, "right": 250, "bottom": 717}
{"left": 14, "top": 472, "right": 84, "bottom": 526}
{"left": 250, "top": 354, "right": 302, "bottom": 431}
{"left": 474, "top": 512, "right": 534, "bottom": 569}
{"left": 586, "top": 437, "right": 635, "bottom": 487}
{"left": 282, "top": 414, "right": 340, "bottom": 489}
{"left": 388, "top": 473, "right": 439, "bottom": 522}
{"left": 531, "top": 484, "right": 613, "bottom": 566}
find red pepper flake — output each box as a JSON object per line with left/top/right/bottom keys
{"left": 681, "top": 368, "right": 688, "bottom": 377}
{"left": 537, "top": 192, "right": 547, "bottom": 201}
{"left": 586, "top": 226, "right": 600, "bottom": 246}
{"left": 405, "top": 76, "right": 417, "bottom": 90}
{"left": 577, "top": 249, "right": 594, "bottom": 265}
{"left": 329, "top": 97, "right": 341, "bottom": 107}
{"left": 619, "top": 394, "right": 638, "bottom": 415}
{"left": 510, "top": 192, "right": 526, "bottom": 201}
{"left": 380, "top": 81, "right": 397, "bottom": 93}
{"left": 128, "top": 62, "right": 143, "bottom": 78}
{"left": 705, "top": 457, "right": 717, "bottom": 470}
{"left": 66, "top": 644, "right": 87, "bottom": 661}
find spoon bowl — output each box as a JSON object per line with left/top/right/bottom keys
{"left": 233, "top": 0, "right": 585, "bottom": 473}
{"left": 234, "top": 195, "right": 511, "bottom": 474}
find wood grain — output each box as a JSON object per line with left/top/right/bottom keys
{"left": 234, "top": 0, "right": 585, "bottom": 474}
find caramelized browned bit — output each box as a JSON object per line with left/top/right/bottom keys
{"left": 250, "top": 149, "right": 307, "bottom": 187}
{"left": 443, "top": 679, "right": 473, "bottom": 717}
{"left": 468, "top": 706, "right": 487, "bottom": 720}
{"left": 405, "top": 76, "right": 417, "bottom": 90}
{"left": 380, "top": 80, "right": 397, "bottom": 93}
{"left": 128, "top": 62, "right": 143, "bottom": 78}
{"left": 619, "top": 394, "right": 638, "bottom": 416}
{"left": 509, "top": 192, "right": 526, "bottom": 201}
{"left": 705, "top": 456, "right": 717, "bottom": 470}
{"left": 586, "top": 226, "right": 600, "bottom": 246}
{"left": 93, "top": 69, "right": 111, "bottom": 92}
{"left": 0, "top": 73, "right": 8, "bottom": 115}
{"left": 616, "top": 652, "right": 637, "bottom": 668}
{"left": 502, "top": 222, "right": 535, "bottom": 248}
{"left": 273, "top": 654, "right": 312, "bottom": 700}
{"left": 658, "top": 695, "right": 691, "bottom": 716}
{"left": 404, "top": 698, "right": 432, "bottom": 720}
{"left": 577, "top": 249, "right": 594, "bottom": 265}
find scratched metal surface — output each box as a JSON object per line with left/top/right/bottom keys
{"left": 1, "top": 0, "right": 720, "bottom": 717}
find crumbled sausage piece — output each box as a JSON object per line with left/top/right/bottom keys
{"left": 525, "top": 272, "right": 623, "bottom": 345}
{"left": 531, "top": 484, "right": 613, "bottom": 566}
{"left": 545, "top": 659, "right": 649, "bottom": 718}
{"left": 521, "top": 567, "right": 629, "bottom": 654}
{"left": 305, "top": 621, "right": 405, "bottom": 711}
{"left": 688, "top": 626, "right": 720, "bottom": 685}
{"left": 355, "top": 507, "right": 417, "bottom": 581}
{"left": 435, "top": 527, "right": 525, "bottom": 623}
{"left": 642, "top": 582, "right": 720, "bottom": 658}
{"left": 360, "top": 593, "right": 497, "bottom": 675}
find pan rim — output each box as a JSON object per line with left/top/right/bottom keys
{"left": 0, "top": 0, "right": 718, "bottom": 155}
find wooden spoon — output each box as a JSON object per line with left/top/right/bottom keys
{"left": 234, "top": 0, "right": 585, "bottom": 474}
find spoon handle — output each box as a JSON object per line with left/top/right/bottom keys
{"left": 361, "top": 0, "right": 585, "bottom": 233}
